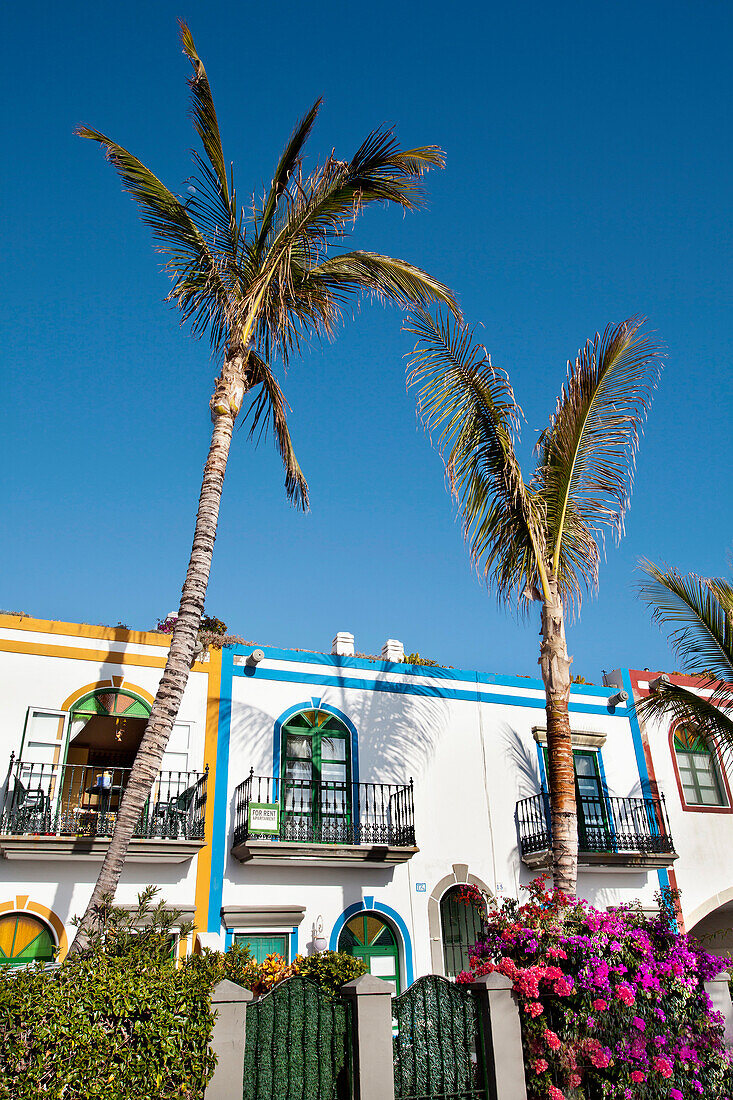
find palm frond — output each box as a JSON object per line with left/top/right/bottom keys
{"left": 308, "top": 251, "right": 457, "bottom": 314}
{"left": 179, "top": 23, "right": 230, "bottom": 207}
{"left": 242, "top": 352, "right": 309, "bottom": 510}
{"left": 180, "top": 22, "right": 244, "bottom": 269}
{"left": 406, "top": 309, "right": 546, "bottom": 601}
{"left": 253, "top": 100, "right": 322, "bottom": 258}
{"left": 535, "top": 319, "right": 663, "bottom": 606}
{"left": 77, "top": 127, "right": 234, "bottom": 350}
{"left": 635, "top": 681, "right": 733, "bottom": 765}
{"left": 638, "top": 561, "right": 733, "bottom": 687}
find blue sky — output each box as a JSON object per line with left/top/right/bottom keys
{"left": 3, "top": 0, "right": 731, "bottom": 681}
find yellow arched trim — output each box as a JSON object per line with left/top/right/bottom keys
{"left": 0, "top": 896, "right": 69, "bottom": 960}
{"left": 0, "top": 612, "right": 170, "bottom": 648}
{"left": 61, "top": 679, "right": 155, "bottom": 712}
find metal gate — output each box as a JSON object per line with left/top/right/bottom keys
{"left": 243, "top": 977, "right": 353, "bottom": 1100}
{"left": 392, "top": 976, "right": 487, "bottom": 1100}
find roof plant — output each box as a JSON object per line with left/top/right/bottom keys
{"left": 406, "top": 310, "right": 663, "bottom": 894}
{"left": 70, "top": 22, "right": 457, "bottom": 950}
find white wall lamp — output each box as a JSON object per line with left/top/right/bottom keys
{"left": 246, "top": 649, "right": 265, "bottom": 667}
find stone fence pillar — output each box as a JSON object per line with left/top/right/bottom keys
{"left": 704, "top": 970, "right": 733, "bottom": 1049}
{"left": 340, "top": 974, "right": 395, "bottom": 1100}
{"left": 206, "top": 978, "right": 253, "bottom": 1100}
{"left": 470, "top": 972, "right": 528, "bottom": 1100}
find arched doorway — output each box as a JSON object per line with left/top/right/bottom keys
{"left": 281, "top": 709, "right": 352, "bottom": 842}
{"left": 440, "top": 886, "right": 487, "bottom": 978}
{"left": 0, "top": 913, "right": 56, "bottom": 968}
{"left": 338, "top": 912, "right": 401, "bottom": 993}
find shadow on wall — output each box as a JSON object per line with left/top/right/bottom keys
{"left": 228, "top": 683, "right": 450, "bottom": 786}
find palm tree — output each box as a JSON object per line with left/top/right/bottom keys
{"left": 406, "top": 310, "right": 663, "bottom": 894}
{"left": 636, "top": 562, "right": 733, "bottom": 747}
{"left": 70, "top": 23, "right": 457, "bottom": 951}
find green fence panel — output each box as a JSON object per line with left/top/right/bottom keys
{"left": 243, "top": 977, "right": 353, "bottom": 1100}
{"left": 393, "top": 975, "right": 487, "bottom": 1100}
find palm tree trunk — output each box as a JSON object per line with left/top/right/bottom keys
{"left": 68, "top": 354, "right": 248, "bottom": 954}
{"left": 539, "top": 578, "right": 578, "bottom": 895}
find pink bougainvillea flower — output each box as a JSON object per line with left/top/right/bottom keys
{"left": 543, "top": 1028, "right": 561, "bottom": 1051}
{"left": 653, "top": 1056, "right": 673, "bottom": 1078}
{"left": 548, "top": 1087, "right": 565, "bottom": 1100}
{"left": 533, "top": 1057, "right": 549, "bottom": 1074}
{"left": 631, "top": 1016, "right": 646, "bottom": 1031}
{"left": 592, "top": 999, "right": 608, "bottom": 1011}
{"left": 630, "top": 1071, "right": 646, "bottom": 1083}
{"left": 670, "top": 1090, "right": 683, "bottom": 1100}
{"left": 615, "top": 983, "right": 635, "bottom": 1006}
{"left": 524, "top": 1001, "right": 544, "bottom": 1017}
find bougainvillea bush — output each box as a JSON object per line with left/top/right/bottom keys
{"left": 456, "top": 879, "right": 733, "bottom": 1099}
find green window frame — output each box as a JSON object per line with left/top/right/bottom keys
{"left": 232, "top": 933, "right": 289, "bottom": 963}
{"left": 0, "top": 913, "right": 56, "bottom": 968}
{"left": 338, "top": 913, "right": 400, "bottom": 993}
{"left": 674, "top": 726, "right": 728, "bottom": 807}
{"left": 281, "top": 709, "right": 352, "bottom": 842}
{"left": 440, "top": 886, "right": 486, "bottom": 978}
{"left": 543, "top": 747, "right": 612, "bottom": 849}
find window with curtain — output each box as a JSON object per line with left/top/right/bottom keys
{"left": 440, "top": 886, "right": 486, "bottom": 978}
{"left": 674, "top": 725, "right": 728, "bottom": 807}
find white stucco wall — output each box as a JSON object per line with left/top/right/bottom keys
{"left": 221, "top": 652, "right": 661, "bottom": 984}
{"left": 0, "top": 618, "right": 210, "bottom": 951}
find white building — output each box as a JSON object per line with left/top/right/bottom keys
{"left": 0, "top": 613, "right": 685, "bottom": 985}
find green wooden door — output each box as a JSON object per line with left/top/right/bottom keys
{"left": 338, "top": 913, "right": 400, "bottom": 993}
{"left": 281, "top": 710, "right": 351, "bottom": 842}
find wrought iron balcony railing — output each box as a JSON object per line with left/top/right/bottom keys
{"left": 0, "top": 755, "right": 207, "bottom": 841}
{"left": 234, "top": 771, "right": 416, "bottom": 848}
{"left": 517, "top": 792, "right": 676, "bottom": 859}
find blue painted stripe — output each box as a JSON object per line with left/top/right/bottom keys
{"left": 231, "top": 644, "right": 616, "bottom": 698}
{"left": 208, "top": 647, "right": 233, "bottom": 934}
{"left": 233, "top": 665, "right": 619, "bottom": 715}
{"left": 620, "top": 669, "right": 673, "bottom": 904}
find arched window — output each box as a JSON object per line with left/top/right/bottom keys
{"left": 338, "top": 912, "right": 400, "bottom": 993}
{"left": 0, "top": 913, "right": 56, "bottom": 968}
{"left": 281, "top": 709, "right": 351, "bottom": 842}
{"left": 440, "top": 886, "right": 486, "bottom": 978}
{"left": 674, "top": 725, "right": 728, "bottom": 807}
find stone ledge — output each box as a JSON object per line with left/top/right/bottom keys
{"left": 522, "top": 847, "right": 678, "bottom": 871}
{"left": 231, "top": 840, "right": 419, "bottom": 867}
{"left": 0, "top": 835, "right": 205, "bottom": 863}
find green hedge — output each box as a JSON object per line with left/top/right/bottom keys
{"left": 0, "top": 890, "right": 216, "bottom": 1100}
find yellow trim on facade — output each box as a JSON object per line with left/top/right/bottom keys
{"left": 194, "top": 647, "right": 223, "bottom": 933}
{"left": 0, "top": 612, "right": 170, "bottom": 648}
{"left": 0, "top": 638, "right": 207, "bottom": 673}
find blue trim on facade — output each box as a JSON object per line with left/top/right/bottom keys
{"left": 208, "top": 647, "right": 233, "bottom": 934}
{"left": 225, "top": 929, "right": 233, "bottom": 950}
{"left": 620, "top": 669, "right": 673, "bottom": 904}
{"left": 272, "top": 701, "right": 360, "bottom": 785}
{"left": 236, "top": 665, "right": 619, "bottom": 715}
{"left": 290, "top": 928, "right": 298, "bottom": 960}
{"left": 234, "top": 645, "right": 617, "bottom": 698}
{"left": 329, "top": 900, "right": 414, "bottom": 987}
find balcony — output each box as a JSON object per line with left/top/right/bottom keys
{"left": 0, "top": 756, "right": 207, "bottom": 863}
{"left": 232, "top": 772, "right": 418, "bottom": 866}
{"left": 517, "top": 792, "right": 678, "bottom": 870}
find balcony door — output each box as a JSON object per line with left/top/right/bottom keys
{"left": 281, "top": 710, "right": 351, "bottom": 843}
{"left": 573, "top": 751, "right": 612, "bottom": 850}
{"left": 542, "top": 748, "right": 612, "bottom": 851}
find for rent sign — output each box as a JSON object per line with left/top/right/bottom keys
{"left": 248, "top": 802, "right": 280, "bottom": 834}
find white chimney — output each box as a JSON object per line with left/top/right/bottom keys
{"left": 332, "top": 632, "right": 355, "bottom": 656}
{"left": 381, "top": 639, "right": 404, "bottom": 663}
